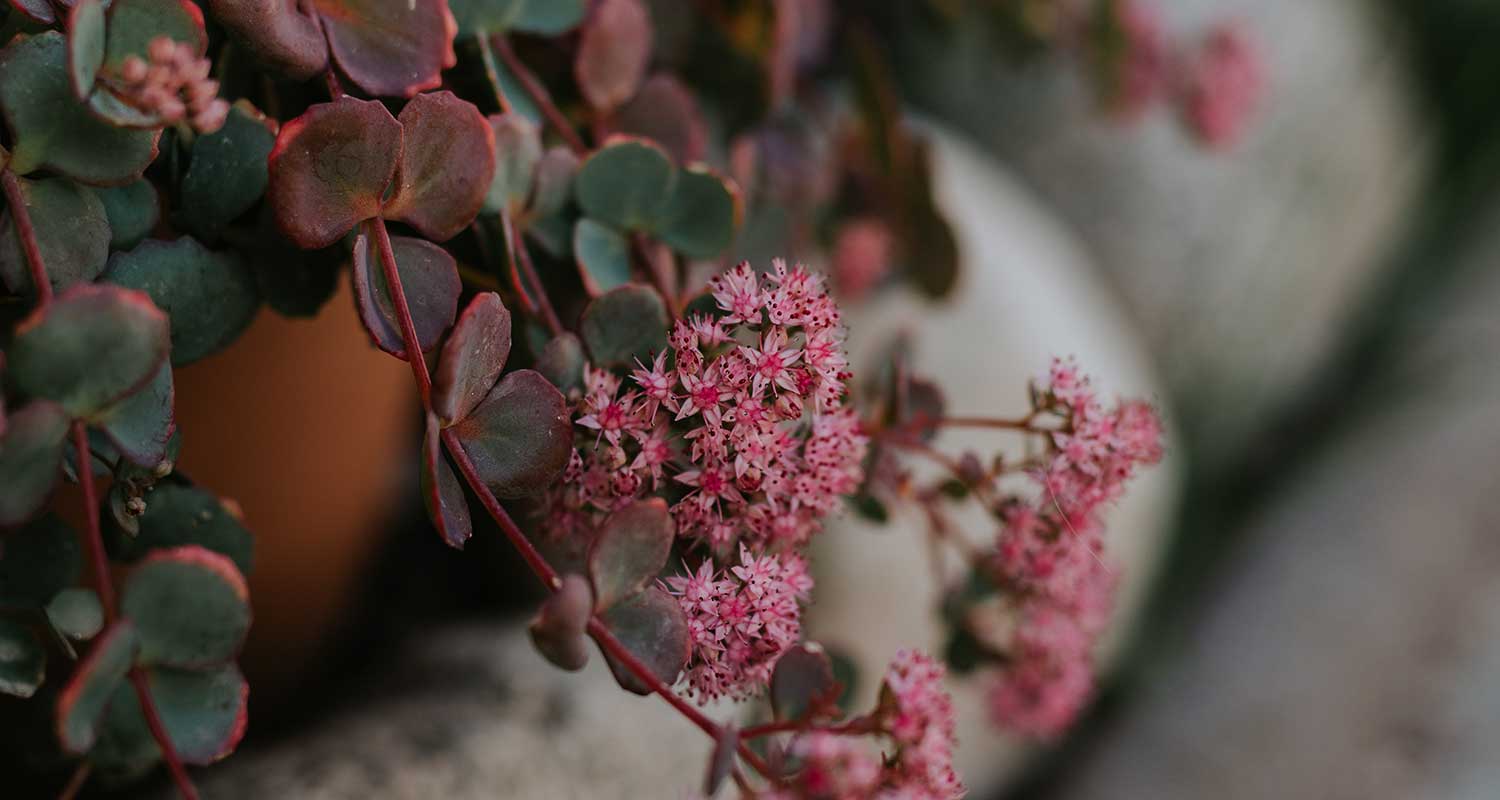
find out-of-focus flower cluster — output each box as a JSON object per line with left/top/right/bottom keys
{"left": 112, "top": 35, "right": 230, "bottom": 133}
{"left": 544, "top": 260, "right": 868, "bottom": 702}
{"left": 978, "top": 359, "right": 1164, "bottom": 737}
{"left": 764, "top": 650, "right": 965, "bottom": 800}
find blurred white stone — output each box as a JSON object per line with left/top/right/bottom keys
{"left": 894, "top": 0, "right": 1430, "bottom": 466}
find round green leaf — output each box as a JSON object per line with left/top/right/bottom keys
{"left": 0, "top": 619, "right": 45, "bottom": 698}
{"left": 0, "top": 176, "right": 113, "bottom": 296}
{"left": 527, "top": 145, "right": 578, "bottom": 220}
{"left": 107, "top": 482, "right": 254, "bottom": 576}
{"left": 0, "top": 32, "right": 160, "bottom": 184}
{"left": 573, "top": 218, "right": 631, "bottom": 296}
{"left": 179, "top": 101, "right": 277, "bottom": 239}
{"left": 535, "top": 332, "right": 585, "bottom": 395}
{"left": 102, "top": 0, "right": 208, "bottom": 75}
{"left": 421, "top": 413, "right": 472, "bottom": 550}
{"left": 574, "top": 137, "right": 676, "bottom": 231}
{"left": 574, "top": 0, "right": 652, "bottom": 112}
{"left": 596, "top": 586, "right": 690, "bottom": 696}
{"left": 654, "top": 166, "right": 742, "bottom": 259}
{"left": 121, "top": 546, "right": 250, "bottom": 668}
{"left": 93, "top": 179, "right": 160, "bottom": 251}
{"left": 483, "top": 112, "right": 541, "bottom": 216}
{"left": 66, "top": 0, "right": 107, "bottom": 99}
{"left": 95, "top": 360, "right": 174, "bottom": 468}
{"left": 588, "top": 498, "right": 673, "bottom": 612}
{"left": 311, "top": 0, "right": 452, "bottom": 97}
{"left": 0, "top": 514, "right": 79, "bottom": 608}
{"left": 266, "top": 98, "right": 401, "bottom": 249}
{"left": 450, "top": 369, "right": 571, "bottom": 499}
{"left": 48, "top": 588, "right": 105, "bottom": 641}
{"left": 0, "top": 402, "right": 69, "bottom": 527}
{"left": 528, "top": 573, "right": 592, "bottom": 671}
{"left": 56, "top": 620, "right": 138, "bottom": 754}
{"left": 383, "top": 91, "right": 495, "bottom": 242}
{"left": 434, "top": 292, "right": 512, "bottom": 426}
{"left": 513, "top": 0, "right": 586, "bottom": 34}
{"left": 351, "top": 229, "right": 461, "bottom": 358}
{"left": 579, "top": 283, "right": 669, "bottom": 368}
{"left": 93, "top": 664, "right": 248, "bottom": 768}
{"left": 104, "top": 237, "right": 261, "bottom": 366}
{"left": 9, "top": 286, "right": 168, "bottom": 419}
{"left": 448, "top": 0, "right": 526, "bottom": 36}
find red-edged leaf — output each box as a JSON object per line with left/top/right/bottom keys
{"left": 95, "top": 360, "right": 174, "bottom": 468}
{"left": 383, "top": 91, "right": 495, "bottom": 242}
{"left": 771, "top": 642, "right": 838, "bottom": 721}
{"left": 704, "top": 722, "right": 738, "bottom": 796}
{"left": 483, "top": 112, "right": 541, "bottom": 216}
{"left": 351, "top": 229, "right": 461, "bottom": 357}
{"left": 8, "top": 0, "right": 57, "bottom": 24}
{"left": 121, "top": 546, "right": 251, "bottom": 668}
{"left": 203, "top": 0, "right": 329, "bottom": 81}
{"left": 614, "top": 74, "right": 706, "bottom": 164}
{"left": 588, "top": 498, "right": 673, "bottom": 612}
{"left": 579, "top": 283, "right": 669, "bottom": 368}
{"left": 312, "top": 0, "right": 455, "bottom": 98}
{"left": 421, "top": 412, "right": 472, "bottom": 549}
{"left": 574, "top": 0, "right": 652, "bottom": 112}
{"left": 596, "top": 586, "right": 689, "bottom": 696}
{"left": 0, "top": 401, "right": 69, "bottom": 526}
{"left": 433, "top": 292, "right": 512, "bottom": 426}
{"left": 528, "top": 573, "right": 593, "bottom": 671}
{"left": 266, "top": 98, "right": 401, "bottom": 249}
{"left": 56, "top": 620, "right": 139, "bottom": 754}
{"left": 450, "top": 369, "right": 570, "bottom": 499}
{"left": 99, "top": 663, "right": 249, "bottom": 765}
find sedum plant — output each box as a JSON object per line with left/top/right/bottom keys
{"left": 0, "top": 0, "right": 1251, "bottom": 796}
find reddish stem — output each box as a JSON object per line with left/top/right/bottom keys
{"left": 374, "top": 226, "right": 779, "bottom": 786}
{"left": 473, "top": 34, "right": 513, "bottom": 114}
{"left": 935, "top": 415, "right": 1047, "bottom": 432}
{"left": 741, "top": 715, "right": 877, "bottom": 741}
{"left": 368, "top": 218, "right": 433, "bottom": 408}
{"left": 501, "top": 210, "right": 563, "bottom": 336}
{"left": 491, "top": 34, "right": 588, "bottom": 156}
{"left": 2, "top": 168, "right": 52, "bottom": 306}
{"left": 73, "top": 424, "right": 198, "bottom": 799}
{"left": 323, "top": 68, "right": 345, "bottom": 100}
{"left": 56, "top": 759, "right": 91, "bottom": 800}
{"left": 129, "top": 669, "right": 199, "bottom": 800}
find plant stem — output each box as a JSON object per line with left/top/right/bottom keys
{"left": 128, "top": 669, "right": 199, "bottom": 800}
{"left": 501, "top": 210, "right": 563, "bottom": 336}
{"left": 936, "top": 415, "right": 1047, "bottom": 432}
{"left": 323, "top": 68, "right": 345, "bottom": 100}
{"left": 368, "top": 218, "right": 433, "bottom": 408}
{"left": 473, "top": 33, "right": 513, "bottom": 113}
{"left": 491, "top": 34, "right": 588, "bottom": 156}
{"left": 375, "top": 226, "right": 779, "bottom": 787}
{"left": 56, "top": 761, "right": 91, "bottom": 800}
{"left": 740, "top": 715, "right": 877, "bottom": 741}
{"left": 72, "top": 424, "right": 198, "bottom": 799}
{"left": 2, "top": 168, "right": 51, "bottom": 306}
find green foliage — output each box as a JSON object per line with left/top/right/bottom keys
{"left": 0, "top": 176, "right": 112, "bottom": 296}
{"left": 94, "top": 179, "right": 160, "bottom": 251}
{"left": 178, "top": 103, "right": 276, "bottom": 239}
{"left": 580, "top": 284, "right": 669, "bottom": 367}
{"left": 0, "top": 618, "right": 45, "bottom": 698}
{"left": 120, "top": 546, "right": 250, "bottom": 667}
{"left": 0, "top": 404, "right": 70, "bottom": 525}
{"left": 56, "top": 620, "right": 138, "bottom": 754}
{"left": 107, "top": 482, "right": 255, "bottom": 575}
{"left": 104, "top": 236, "right": 260, "bottom": 366}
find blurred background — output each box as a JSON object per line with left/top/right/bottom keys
{"left": 24, "top": 0, "right": 1497, "bottom": 796}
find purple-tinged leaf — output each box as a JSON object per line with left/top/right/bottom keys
{"left": 8, "top": 283, "right": 169, "bottom": 417}
{"left": 433, "top": 292, "right": 512, "bottom": 426}
{"left": 579, "top": 283, "right": 669, "bottom": 368}
{"left": 535, "top": 332, "right": 586, "bottom": 396}
{"left": 383, "top": 91, "right": 495, "bottom": 242}
{"left": 483, "top": 112, "right": 541, "bottom": 216}
{"left": 704, "top": 722, "right": 738, "bottom": 796}
{"left": 203, "top": 0, "right": 328, "bottom": 81}
{"left": 614, "top": 74, "right": 706, "bottom": 164}
{"left": 56, "top": 620, "right": 138, "bottom": 754}
{"left": 422, "top": 412, "right": 472, "bottom": 549}
{"left": 0, "top": 514, "right": 79, "bottom": 607}
{"left": 312, "top": 0, "right": 454, "bottom": 98}
{"left": 596, "top": 586, "right": 689, "bottom": 696}
{"left": 0, "top": 403, "right": 69, "bottom": 527}
{"left": 771, "top": 642, "right": 839, "bottom": 721}
{"left": 450, "top": 369, "right": 570, "bottom": 499}
{"left": 528, "top": 573, "right": 592, "bottom": 671}
{"left": 351, "top": 230, "right": 461, "bottom": 358}
{"left": 0, "top": 619, "right": 45, "bottom": 698}
{"left": 121, "top": 546, "right": 250, "bottom": 668}
{"left": 575, "top": 0, "right": 652, "bottom": 112}
{"left": 574, "top": 136, "right": 675, "bottom": 231}
{"left": 95, "top": 360, "right": 174, "bottom": 469}
{"left": 0, "top": 32, "right": 160, "bottom": 185}
{"left": 588, "top": 498, "right": 673, "bottom": 612}
{"left": 0, "top": 176, "right": 112, "bottom": 297}
{"left": 8, "top": 0, "right": 57, "bottom": 24}
{"left": 267, "top": 98, "right": 401, "bottom": 249}
{"left": 573, "top": 218, "right": 631, "bottom": 297}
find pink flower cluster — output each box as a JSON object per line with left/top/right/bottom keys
{"left": 983, "top": 359, "right": 1163, "bottom": 737}
{"left": 1177, "top": 23, "right": 1263, "bottom": 149}
{"left": 115, "top": 36, "right": 230, "bottom": 133}
{"left": 768, "top": 650, "right": 965, "bottom": 800}
{"left": 665, "top": 547, "right": 812, "bottom": 701}
{"left": 544, "top": 260, "right": 867, "bottom": 702}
